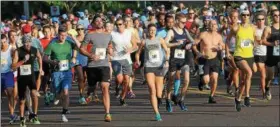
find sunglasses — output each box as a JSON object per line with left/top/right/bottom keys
{"left": 257, "top": 18, "right": 265, "bottom": 21}
{"left": 180, "top": 21, "right": 186, "bottom": 24}
{"left": 188, "top": 13, "right": 194, "bottom": 15}
{"left": 273, "top": 14, "right": 279, "bottom": 17}
{"left": 77, "top": 28, "right": 84, "bottom": 31}
{"left": 116, "top": 23, "right": 123, "bottom": 26}
{"left": 242, "top": 14, "right": 250, "bottom": 17}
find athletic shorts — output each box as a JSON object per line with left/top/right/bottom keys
{"left": 254, "top": 55, "right": 266, "bottom": 63}
{"left": 34, "top": 71, "right": 40, "bottom": 81}
{"left": 169, "top": 60, "right": 190, "bottom": 72}
{"left": 51, "top": 70, "right": 72, "bottom": 94}
{"left": 86, "top": 67, "right": 110, "bottom": 87}
{"left": 144, "top": 67, "right": 166, "bottom": 77}
{"left": 111, "top": 60, "right": 133, "bottom": 76}
{"left": 265, "top": 55, "right": 280, "bottom": 67}
{"left": 42, "top": 61, "right": 50, "bottom": 75}
{"left": 234, "top": 56, "right": 254, "bottom": 69}
{"left": 198, "top": 57, "right": 220, "bottom": 76}
{"left": 18, "top": 75, "right": 36, "bottom": 100}
{"left": 1, "top": 71, "right": 14, "bottom": 90}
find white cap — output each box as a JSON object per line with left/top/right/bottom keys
{"left": 147, "top": 6, "right": 153, "bottom": 11}
{"left": 132, "top": 12, "right": 140, "bottom": 18}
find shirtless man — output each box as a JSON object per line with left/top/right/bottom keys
{"left": 194, "top": 20, "right": 225, "bottom": 103}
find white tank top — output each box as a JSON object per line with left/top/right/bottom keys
{"left": 254, "top": 27, "right": 266, "bottom": 56}
{"left": 111, "top": 29, "right": 132, "bottom": 64}
{"left": 1, "top": 45, "right": 12, "bottom": 73}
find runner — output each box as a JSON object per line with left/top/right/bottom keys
{"left": 164, "top": 13, "right": 195, "bottom": 112}
{"left": 194, "top": 20, "right": 225, "bottom": 104}
{"left": 111, "top": 18, "right": 137, "bottom": 106}
{"left": 1, "top": 34, "right": 18, "bottom": 124}
{"left": 253, "top": 12, "right": 267, "bottom": 99}
{"left": 227, "top": 8, "right": 256, "bottom": 111}
{"left": 262, "top": 9, "right": 280, "bottom": 101}
{"left": 135, "top": 23, "right": 169, "bottom": 121}
{"left": 44, "top": 26, "right": 77, "bottom": 122}
{"left": 14, "top": 35, "right": 43, "bottom": 126}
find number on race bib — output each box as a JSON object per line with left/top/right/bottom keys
{"left": 149, "top": 50, "right": 160, "bottom": 63}
{"left": 1, "top": 58, "right": 7, "bottom": 67}
{"left": 273, "top": 46, "right": 280, "bottom": 56}
{"left": 174, "top": 49, "right": 185, "bottom": 59}
{"left": 59, "top": 60, "right": 69, "bottom": 71}
{"left": 241, "top": 39, "right": 252, "bottom": 48}
{"left": 96, "top": 48, "right": 106, "bottom": 60}
{"left": 20, "top": 64, "right": 32, "bottom": 75}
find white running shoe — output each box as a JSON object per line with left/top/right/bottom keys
{"left": 54, "top": 99, "right": 60, "bottom": 105}
{"left": 62, "top": 114, "right": 68, "bottom": 122}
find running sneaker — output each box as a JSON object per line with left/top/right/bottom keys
{"left": 273, "top": 77, "right": 279, "bottom": 85}
{"left": 49, "top": 92, "right": 55, "bottom": 102}
{"left": 155, "top": 113, "right": 162, "bottom": 121}
{"left": 36, "top": 91, "right": 41, "bottom": 97}
{"left": 127, "top": 91, "right": 136, "bottom": 98}
{"left": 93, "top": 95, "right": 100, "bottom": 102}
{"left": 20, "top": 118, "right": 26, "bottom": 127}
{"left": 178, "top": 100, "right": 188, "bottom": 111}
{"left": 79, "top": 97, "right": 87, "bottom": 105}
{"left": 204, "top": 84, "right": 211, "bottom": 90}
{"left": 198, "top": 81, "right": 203, "bottom": 91}
{"left": 208, "top": 96, "right": 217, "bottom": 104}
{"left": 62, "top": 114, "right": 68, "bottom": 122}
{"left": 30, "top": 116, "right": 40, "bottom": 124}
{"left": 120, "top": 99, "right": 127, "bottom": 106}
{"left": 141, "top": 80, "right": 147, "bottom": 85}
{"left": 9, "top": 114, "right": 18, "bottom": 124}
{"left": 244, "top": 97, "right": 251, "bottom": 107}
{"left": 115, "top": 86, "right": 120, "bottom": 98}
{"left": 44, "top": 93, "right": 50, "bottom": 105}
{"left": 227, "top": 86, "right": 233, "bottom": 96}
{"left": 157, "top": 98, "right": 162, "bottom": 109}
{"left": 54, "top": 99, "right": 60, "bottom": 105}
{"left": 104, "top": 113, "right": 112, "bottom": 122}
{"left": 166, "top": 99, "right": 173, "bottom": 112}
{"left": 86, "top": 95, "right": 93, "bottom": 103}
{"left": 235, "top": 98, "right": 242, "bottom": 112}
{"left": 265, "top": 89, "right": 272, "bottom": 100}
{"left": 171, "top": 94, "right": 178, "bottom": 105}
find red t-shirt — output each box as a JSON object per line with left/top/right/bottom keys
{"left": 40, "top": 37, "right": 52, "bottom": 50}
{"left": 185, "top": 21, "right": 193, "bottom": 30}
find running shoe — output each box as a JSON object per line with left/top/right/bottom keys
{"left": 235, "top": 98, "right": 241, "bottom": 112}
{"left": 36, "top": 91, "right": 41, "bottom": 97}
{"left": 93, "top": 95, "right": 100, "bottom": 102}
{"left": 273, "top": 77, "right": 279, "bottom": 85}
{"left": 178, "top": 100, "right": 188, "bottom": 111}
{"left": 54, "top": 99, "right": 60, "bottom": 105}
{"left": 208, "top": 96, "right": 217, "bottom": 104}
{"left": 155, "top": 113, "right": 162, "bottom": 121}
{"left": 265, "top": 89, "right": 272, "bottom": 100}
{"left": 44, "top": 93, "right": 50, "bottom": 105}
{"left": 127, "top": 91, "right": 136, "bottom": 98}
{"left": 9, "top": 114, "right": 18, "bottom": 124}
{"left": 204, "top": 84, "right": 211, "bottom": 90}
{"left": 166, "top": 99, "right": 173, "bottom": 112}
{"left": 244, "top": 97, "right": 251, "bottom": 107}
{"left": 120, "top": 99, "right": 127, "bottom": 106}
{"left": 157, "top": 98, "right": 162, "bottom": 109}
{"left": 30, "top": 116, "right": 40, "bottom": 124}
{"left": 171, "top": 94, "right": 178, "bottom": 105}
{"left": 49, "top": 92, "right": 55, "bottom": 102}
{"left": 62, "top": 114, "right": 68, "bottom": 122}
{"left": 79, "top": 97, "right": 87, "bottom": 105}
{"left": 198, "top": 81, "right": 203, "bottom": 91}
{"left": 104, "top": 113, "right": 112, "bottom": 122}
{"left": 115, "top": 86, "right": 120, "bottom": 98}
{"left": 20, "top": 118, "right": 26, "bottom": 127}
{"left": 86, "top": 95, "right": 93, "bottom": 103}
{"left": 227, "top": 86, "right": 234, "bottom": 96}
{"left": 141, "top": 80, "right": 147, "bottom": 85}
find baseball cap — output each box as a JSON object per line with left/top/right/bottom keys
{"left": 52, "top": 17, "right": 59, "bottom": 23}
{"left": 22, "top": 24, "right": 32, "bottom": 34}
{"left": 125, "top": 8, "right": 132, "bottom": 14}
{"left": 21, "top": 15, "right": 27, "bottom": 21}
{"left": 22, "top": 35, "right": 32, "bottom": 43}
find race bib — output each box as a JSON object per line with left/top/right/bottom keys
{"left": 273, "top": 46, "right": 280, "bottom": 56}
{"left": 20, "top": 64, "right": 31, "bottom": 75}
{"left": 149, "top": 50, "right": 160, "bottom": 63}
{"left": 174, "top": 49, "right": 185, "bottom": 59}
{"left": 240, "top": 39, "right": 252, "bottom": 48}
{"left": 59, "top": 60, "right": 69, "bottom": 71}
{"left": 96, "top": 48, "right": 106, "bottom": 60}
{"left": 1, "top": 58, "right": 7, "bottom": 67}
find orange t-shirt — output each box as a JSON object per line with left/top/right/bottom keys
{"left": 40, "top": 37, "right": 52, "bottom": 50}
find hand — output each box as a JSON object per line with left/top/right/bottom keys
{"left": 133, "top": 62, "right": 140, "bottom": 69}
{"left": 274, "top": 40, "right": 279, "bottom": 46}
{"left": 39, "top": 70, "right": 44, "bottom": 76}
{"left": 71, "top": 58, "right": 76, "bottom": 65}
{"left": 177, "top": 40, "right": 184, "bottom": 45}
{"left": 196, "top": 52, "right": 203, "bottom": 58}
{"left": 185, "top": 44, "right": 192, "bottom": 50}
{"left": 124, "top": 47, "right": 133, "bottom": 54}
{"left": 24, "top": 54, "right": 30, "bottom": 62}
{"left": 90, "top": 54, "right": 100, "bottom": 61}
{"left": 226, "top": 53, "right": 232, "bottom": 60}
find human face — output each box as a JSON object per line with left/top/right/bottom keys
{"left": 134, "top": 19, "right": 140, "bottom": 28}
{"left": 158, "top": 15, "right": 165, "bottom": 27}
{"left": 178, "top": 18, "right": 187, "bottom": 29}
{"left": 230, "top": 12, "right": 239, "bottom": 24}
{"left": 66, "top": 21, "right": 72, "bottom": 30}
{"left": 148, "top": 26, "right": 157, "bottom": 37}
{"left": 9, "top": 32, "right": 17, "bottom": 43}
{"left": 116, "top": 20, "right": 125, "bottom": 32}
{"left": 1, "top": 37, "right": 7, "bottom": 47}
{"left": 43, "top": 28, "right": 51, "bottom": 38}
{"left": 125, "top": 17, "right": 132, "bottom": 28}
{"left": 166, "top": 18, "right": 174, "bottom": 29}
{"left": 94, "top": 17, "right": 104, "bottom": 29}
{"left": 58, "top": 32, "right": 67, "bottom": 42}
{"left": 188, "top": 10, "right": 195, "bottom": 18}
{"left": 209, "top": 20, "right": 218, "bottom": 32}
{"left": 272, "top": 11, "right": 279, "bottom": 23}
{"left": 241, "top": 13, "right": 250, "bottom": 23}
{"left": 24, "top": 41, "right": 32, "bottom": 50}
{"left": 256, "top": 15, "right": 265, "bottom": 27}
{"left": 105, "top": 23, "right": 112, "bottom": 32}
{"left": 76, "top": 27, "right": 84, "bottom": 34}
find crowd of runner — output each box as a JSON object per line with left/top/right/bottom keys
{"left": 1, "top": 1, "right": 279, "bottom": 127}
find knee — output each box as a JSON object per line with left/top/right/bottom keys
{"left": 183, "top": 79, "right": 189, "bottom": 86}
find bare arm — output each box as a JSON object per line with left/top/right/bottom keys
{"left": 225, "top": 28, "right": 235, "bottom": 56}
{"left": 193, "top": 32, "right": 203, "bottom": 55}
{"left": 262, "top": 26, "right": 274, "bottom": 46}
{"left": 135, "top": 40, "right": 145, "bottom": 64}
{"left": 36, "top": 50, "right": 43, "bottom": 73}
{"left": 165, "top": 30, "right": 182, "bottom": 47}
{"left": 11, "top": 50, "right": 19, "bottom": 71}
{"left": 160, "top": 38, "right": 170, "bottom": 60}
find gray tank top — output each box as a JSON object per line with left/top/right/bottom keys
{"left": 144, "top": 37, "right": 164, "bottom": 67}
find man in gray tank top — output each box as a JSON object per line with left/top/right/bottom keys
{"left": 78, "top": 15, "right": 113, "bottom": 122}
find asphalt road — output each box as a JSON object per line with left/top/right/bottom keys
{"left": 1, "top": 75, "right": 279, "bottom": 127}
